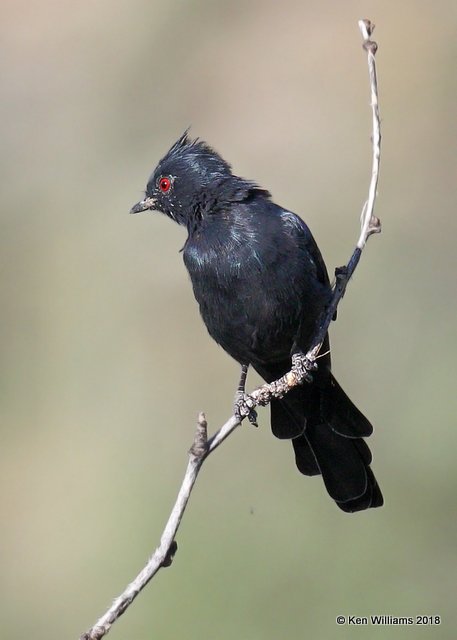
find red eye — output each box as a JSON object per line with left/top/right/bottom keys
{"left": 159, "top": 176, "right": 172, "bottom": 193}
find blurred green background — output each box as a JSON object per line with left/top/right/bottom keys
{"left": 1, "top": 1, "right": 456, "bottom": 638}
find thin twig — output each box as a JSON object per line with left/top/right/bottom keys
{"left": 357, "top": 18, "right": 382, "bottom": 250}
{"left": 80, "top": 20, "right": 381, "bottom": 640}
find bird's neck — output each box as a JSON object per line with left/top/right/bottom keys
{"left": 184, "top": 175, "right": 270, "bottom": 237}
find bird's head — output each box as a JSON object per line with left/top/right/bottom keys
{"left": 130, "top": 131, "right": 234, "bottom": 225}
{"left": 130, "top": 131, "right": 270, "bottom": 227}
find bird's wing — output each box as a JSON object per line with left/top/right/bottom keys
{"left": 278, "top": 209, "right": 331, "bottom": 287}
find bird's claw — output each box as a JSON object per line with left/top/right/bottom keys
{"left": 234, "top": 393, "right": 258, "bottom": 427}
{"left": 291, "top": 352, "right": 316, "bottom": 383}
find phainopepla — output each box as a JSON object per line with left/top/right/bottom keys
{"left": 130, "top": 132, "right": 383, "bottom": 512}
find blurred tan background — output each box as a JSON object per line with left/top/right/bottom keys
{"left": 1, "top": 1, "right": 456, "bottom": 638}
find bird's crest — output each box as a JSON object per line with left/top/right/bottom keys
{"left": 159, "top": 129, "right": 232, "bottom": 179}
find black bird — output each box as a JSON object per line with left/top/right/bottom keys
{"left": 130, "top": 132, "right": 383, "bottom": 513}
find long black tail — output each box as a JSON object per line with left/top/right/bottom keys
{"left": 253, "top": 358, "right": 383, "bottom": 513}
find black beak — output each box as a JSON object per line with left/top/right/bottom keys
{"left": 130, "top": 196, "right": 157, "bottom": 214}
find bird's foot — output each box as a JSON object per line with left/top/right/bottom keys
{"left": 234, "top": 364, "right": 258, "bottom": 426}
{"left": 234, "top": 392, "right": 258, "bottom": 427}
{"left": 291, "top": 352, "right": 316, "bottom": 384}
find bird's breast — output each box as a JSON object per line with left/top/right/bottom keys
{"left": 182, "top": 233, "right": 302, "bottom": 364}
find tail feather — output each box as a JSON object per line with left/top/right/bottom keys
{"left": 290, "top": 430, "right": 321, "bottom": 476}
{"left": 253, "top": 358, "right": 383, "bottom": 513}
{"left": 323, "top": 375, "right": 373, "bottom": 438}
{"left": 293, "top": 408, "right": 382, "bottom": 512}
{"left": 302, "top": 421, "right": 370, "bottom": 503}
{"left": 270, "top": 389, "right": 306, "bottom": 439}
{"left": 337, "top": 467, "right": 384, "bottom": 512}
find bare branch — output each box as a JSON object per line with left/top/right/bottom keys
{"left": 80, "top": 20, "right": 382, "bottom": 640}
{"left": 80, "top": 414, "right": 209, "bottom": 640}
{"left": 357, "top": 18, "right": 382, "bottom": 249}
